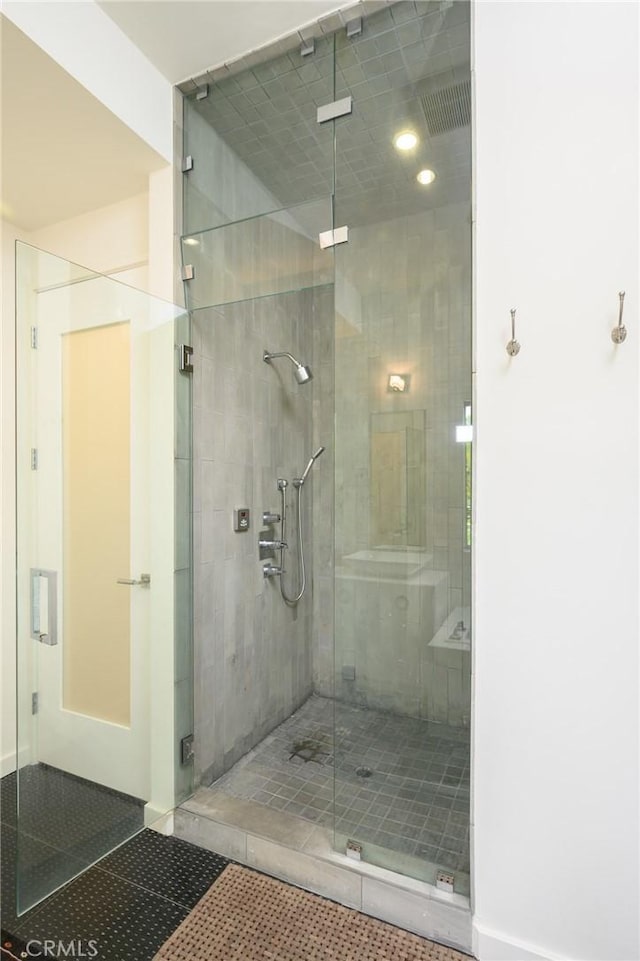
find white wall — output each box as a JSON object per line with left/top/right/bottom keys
{"left": 472, "top": 3, "right": 639, "bottom": 960}
{"left": 2, "top": 1, "right": 173, "bottom": 162}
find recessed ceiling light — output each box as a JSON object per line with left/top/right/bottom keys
{"left": 417, "top": 169, "right": 436, "bottom": 185}
{"left": 183, "top": 237, "right": 199, "bottom": 246}
{"left": 393, "top": 130, "right": 418, "bottom": 152}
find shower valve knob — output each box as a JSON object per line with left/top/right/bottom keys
{"left": 262, "top": 511, "right": 281, "bottom": 525}
{"left": 259, "top": 538, "right": 287, "bottom": 550}
{"left": 263, "top": 563, "right": 283, "bottom": 578}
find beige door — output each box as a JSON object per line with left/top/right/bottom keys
{"left": 30, "top": 271, "right": 153, "bottom": 801}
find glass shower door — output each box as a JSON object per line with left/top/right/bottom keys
{"left": 12, "top": 242, "right": 186, "bottom": 916}
{"left": 331, "top": 2, "right": 472, "bottom": 891}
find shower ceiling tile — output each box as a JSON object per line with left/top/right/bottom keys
{"left": 187, "top": 1, "right": 470, "bottom": 229}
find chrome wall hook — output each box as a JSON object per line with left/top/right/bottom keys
{"left": 611, "top": 291, "right": 627, "bottom": 344}
{"left": 506, "top": 308, "right": 521, "bottom": 356}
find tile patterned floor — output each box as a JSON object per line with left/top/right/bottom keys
{"left": 213, "top": 695, "right": 470, "bottom": 875}
{"left": 0, "top": 765, "right": 144, "bottom": 922}
{"left": 0, "top": 829, "right": 230, "bottom": 960}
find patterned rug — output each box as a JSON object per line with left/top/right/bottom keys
{"left": 153, "top": 863, "right": 471, "bottom": 961}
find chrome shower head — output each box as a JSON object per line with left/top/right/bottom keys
{"left": 263, "top": 349, "right": 313, "bottom": 385}
{"left": 294, "top": 364, "right": 313, "bottom": 385}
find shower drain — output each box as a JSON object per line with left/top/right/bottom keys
{"left": 356, "top": 766, "right": 373, "bottom": 778}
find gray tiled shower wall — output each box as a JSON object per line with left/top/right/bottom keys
{"left": 185, "top": 0, "right": 472, "bottom": 786}
{"left": 314, "top": 203, "right": 472, "bottom": 726}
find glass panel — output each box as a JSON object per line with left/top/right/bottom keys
{"left": 174, "top": 310, "right": 195, "bottom": 806}
{"left": 332, "top": 1, "right": 472, "bottom": 892}
{"left": 13, "top": 242, "right": 187, "bottom": 915}
{"left": 183, "top": 34, "right": 335, "bottom": 235}
{"left": 181, "top": 198, "right": 333, "bottom": 311}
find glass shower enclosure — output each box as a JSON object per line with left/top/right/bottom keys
{"left": 10, "top": 243, "right": 193, "bottom": 918}
{"left": 181, "top": 0, "right": 471, "bottom": 894}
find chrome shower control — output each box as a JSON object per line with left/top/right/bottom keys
{"left": 262, "top": 511, "right": 281, "bottom": 525}
{"left": 263, "top": 563, "right": 283, "bottom": 578}
{"left": 259, "top": 538, "right": 287, "bottom": 550}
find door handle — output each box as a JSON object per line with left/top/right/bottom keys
{"left": 116, "top": 574, "right": 151, "bottom": 587}
{"left": 30, "top": 569, "right": 58, "bottom": 645}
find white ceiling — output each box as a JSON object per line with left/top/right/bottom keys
{"left": 97, "top": 0, "right": 345, "bottom": 84}
{"left": 0, "top": 16, "right": 167, "bottom": 231}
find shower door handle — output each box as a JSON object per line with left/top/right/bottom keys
{"left": 30, "top": 568, "right": 58, "bottom": 646}
{"left": 116, "top": 574, "right": 151, "bottom": 587}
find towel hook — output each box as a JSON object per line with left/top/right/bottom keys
{"left": 506, "top": 308, "right": 521, "bottom": 356}
{"left": 611, "top": 291, "right": 627, "bottom": 344}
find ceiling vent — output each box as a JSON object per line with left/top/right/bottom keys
{"left": 420, "top": 77, "right": 471, "bottom": 136}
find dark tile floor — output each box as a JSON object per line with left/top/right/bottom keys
{"left": 1, "top": 828, "right": 229, "bottom": 960}
{"left": 1, "top": 765, "right": 144, "bottom": 921}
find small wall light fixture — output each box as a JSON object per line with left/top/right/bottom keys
{"left": 388, "top": 373, "right": 410, "bottom": 393}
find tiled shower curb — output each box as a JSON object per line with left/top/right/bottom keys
{"left": 173, "top": 791, "right": 472, "bottom": 954}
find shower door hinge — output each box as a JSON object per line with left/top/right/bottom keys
{"left": 30, "top": 448, "right": 38, "bottom": 470}
{"left": 436, "top": 871, "right": 455, "bottom": 893}
{"left": 179, "top": 344, "right": 194, "bottom": 374}
{"left": 195, "top": 84, "right": 209, "bottom": 101}
{"left": 30, "top": 326, "right": 38, "bottom": 349}
{"left": 346, "top": 17, "right": 363, "bottom": 38}
{"left": 182, "top": 155, "right": 194, "bottom": 173}
{"left": 181, "top": 264, "right": 195, "bottom": 282}
{"left": 32, "top": 692, "right": 38, "bottom": 715}
{"left": 319, "top": 226, "right": 349, "bottom": 250}
{"left": 346, "top": 839, "right": 362, "bottom": 860}
{"left": 181, "top": 734, "right": 194, "bottom": 764}
{"left": 317, "top": 96, "right": 352, "bottom": 124}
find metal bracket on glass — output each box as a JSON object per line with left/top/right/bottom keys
{"left": 346, "top": 17, "right": 363, "bottom": 38}
{"left": 317, "top": 96, "right": 352, "bottom": 124}
{"left": 30, "top": 569, "right": 58, "bottom": 646}
{"left": 182, "top": 155, "right": 194, "bottom": 173}
{"left": 319, "top": 226, "right": 349, "bottom": 250}
{"left": 300, "top": 37, "right": 315, "bottom": 57}
{"left": 181, "top": 264, "right": 195, "bottom": 282}
{"left": 195, "top": 84, "right": 209, "bottom": 101}
{"left": 179, "top": 344, "right": 194, "bottom": 374}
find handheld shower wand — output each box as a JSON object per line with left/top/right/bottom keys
{"left": 294, "top": 447, "right": 326, "bottom": 487}
{"left": 278, "top": 446, "right": 325, "bottom": 605}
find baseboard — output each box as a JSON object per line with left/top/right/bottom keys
{"left": 473, "top": 921, "right": 566, "bottom": 961}
{"left": 1, "top": 747, "right": 31, "bottom": 778}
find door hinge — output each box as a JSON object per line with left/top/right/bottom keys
{"left": 182, "top": 155, "right": 194, "bottom": 173}
{"left": 30, "top": 326, "right": 38, "bottom": 349}
{"left": 181, "top": 264, "right": 195, "bottom": 282}
{"left": 179, "top": 344, "right": 194, "bottom": 374}
{"left": 31, "top": 448, "right": 38, "bottom": 470}
{"left": 181, "top": 734, "right": 194, "bottom": 764}
{"left": 32, "top": 692, "right": 38, "bottom": 715}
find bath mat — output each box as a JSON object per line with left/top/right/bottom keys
{"left": 153, "top": 862, "right": 470, "bottom": 961}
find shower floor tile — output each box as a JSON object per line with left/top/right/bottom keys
{"left": 212, "top": 695, "right": 470, "bottom": 876}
